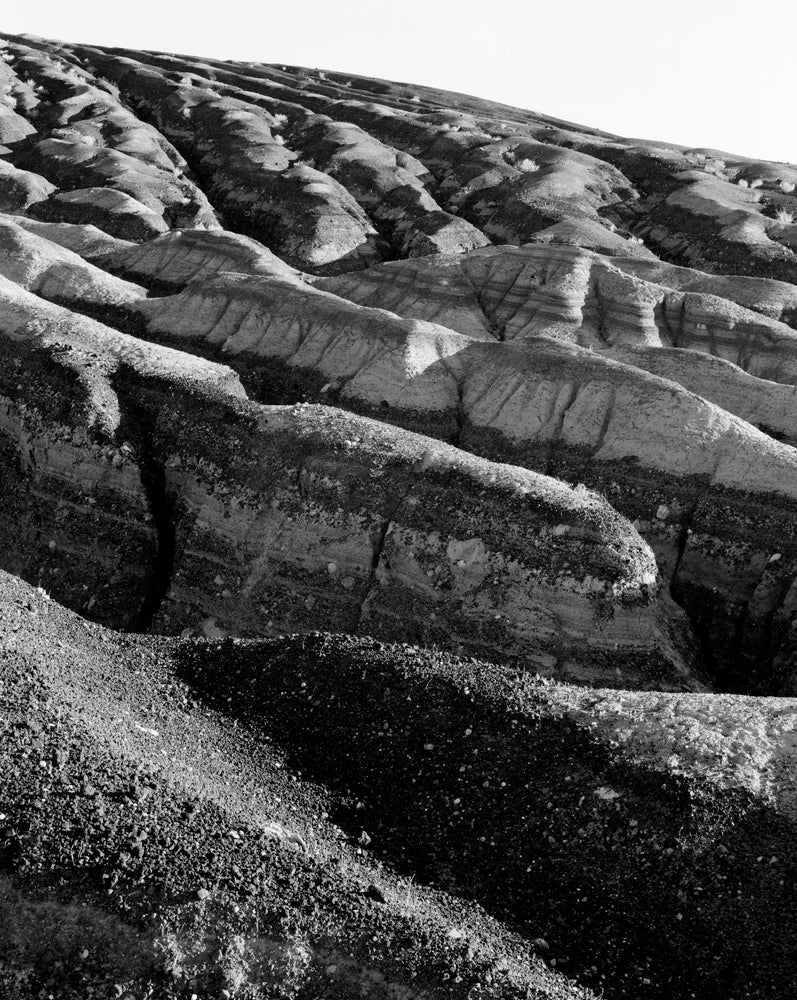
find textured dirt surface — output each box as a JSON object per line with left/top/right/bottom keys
{"left": 1, "top": 29, "right": 797, "bottom": 1000}
{"left": 2, "top": 573, "right": 796, "bottom": 1000}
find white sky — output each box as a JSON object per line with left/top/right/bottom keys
{"left": 3, "top": 0, "right": 796, "bottom": 164}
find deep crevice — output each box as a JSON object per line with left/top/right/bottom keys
{"left": 354, "top": 513, "right": 396, "bottom": 633}
{"left": 669, "top": 497, "right": 700, "bottom": 592}
{"left": 137, "top": 449, "right": 176, "bottom": 632}
{"left": 668, "top": 493, "right": 719, "bottom": 682}
{"left": 111, "top": 384, "right": 177, "bottom": 634}
{"left": 450, "top": 383, "right": 466, "bottom": 448}
{"left": 135, "top": 440, "right": 176, "bottom": 633}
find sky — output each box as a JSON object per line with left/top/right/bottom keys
{"left": 3, "top": 0, "right": 796, "bottom": 164}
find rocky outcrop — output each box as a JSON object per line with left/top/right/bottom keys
{"left": 100, "top": 226, "right": 299, "bottom": 289}
{"left": 3, "top": 30, "right": 797, "bottom": 694}
{"left": 585, "top": 143, "right": 797, "bottom": 284}
{"left": 2, "top": 41, "right": 218, "bottom": 232}
{"left": 8, "top": 213, "right": 135, "bottom": 258}
{"left": 0, "top": 274, "right": 243, "bottom": 629}
{"left": 318, "top": 244, "right": 797, "bottom": 381}
{"left": 613, "top": 256, "right": 797, "bottom": 323}
{"left": 28, "top": 186, "right": 172, "bottom": 240}
{"left": 132, "top": 271, "right": 797, "bottom": 690}
{"left": 133, "top": 271, "right": 797, "bottom": 494}
{"left": 56, "top": 50, "right": 387, "bottom": 272}
{"left": 0, "top": 276, "right": 698, "bottom": 688}
{"left": 0, "top": 157, "right": 55, "bottom": 211}
{"left": 525, "top": 217, "right": 658, "bottom": 259}
{"left": 16, "top": 138, "right": 208, "bottom": 226}
{"left": 605, "top": 345, "right": 797, "bottom": 445}
{"left": 11, "top": 30, "right": 797, "bottom": 286}
{"left": 291, "top": 114, "right": 490, "bottom": 257}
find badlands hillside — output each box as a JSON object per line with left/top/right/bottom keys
{"left": 0, "top": 29, "right": 796, "bottom": 1000}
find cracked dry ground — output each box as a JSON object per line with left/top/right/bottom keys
{"left": 0, "top": 29, "right": 796, "bottom": 1000}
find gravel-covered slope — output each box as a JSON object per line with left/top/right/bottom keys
{"left": 0, "top": 571, "right": 588, "bottom": 1000}
{"left": 2, "top": 572, "right": 796, "bottom": 1000}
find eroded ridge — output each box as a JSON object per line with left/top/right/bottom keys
{"left": 0, "top": 279, "right": 697, "bottom": 688}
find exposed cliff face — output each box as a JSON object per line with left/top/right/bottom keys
{"left": 2, "top": 30, "right": 797, "bottom": 693}
{"left": 0, "top": 31, "right": 796, "bottom": 693}
{"left": 0, "top": 273, "right": 243, "bottom": 629}
{"left": 100, "top": 227, "right": 299, "bottom": 287}
{"left": 127, "top": 268, "right": 797, "bottom": 690}
{"left": 0, "top": 280, "right": 697, "bottom": 688}
{"left": 318, "top": 245, "right": 797, "bottom": 379}
{"left": 0, "top": 213, "right": 145, "bottom": 307}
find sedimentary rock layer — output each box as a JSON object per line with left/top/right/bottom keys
{"left": 0, "top": 279, "right": 696, "bottom": 687}
{"left": 318, "top": 245, "right": 797, "bottom": 381}
{"left": 3, "top": 31, "right": 797, "bottom": 694}
{"left": 0, "top": 212, "right": 145, "bottom": 307}
{"left": 130, "top": 269, "right": 797, "bottom": 690}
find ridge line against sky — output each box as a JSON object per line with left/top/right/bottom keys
{"left": 3, "top": 0, "right": 796, "bottom": 164}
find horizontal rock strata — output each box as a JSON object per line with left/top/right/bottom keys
{"left": 132, "top": 270, "right": 797, "bottom": 691}
{"left": 0, "top": 281, "right": 697, "bottom": 687}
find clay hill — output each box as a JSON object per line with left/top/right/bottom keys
{"left": 0, "top": 29, "right": 795, "bottom": 1000}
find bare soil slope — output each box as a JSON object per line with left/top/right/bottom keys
{"left": 2, "top": 573, "right": 796, "bottom": 1000}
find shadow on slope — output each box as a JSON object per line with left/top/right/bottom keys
{"left": 0, "top": 571, "right": 580, "bottom": 1000}
{"left": 174, "top": 633, "right": 797, "bottom": 1000}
